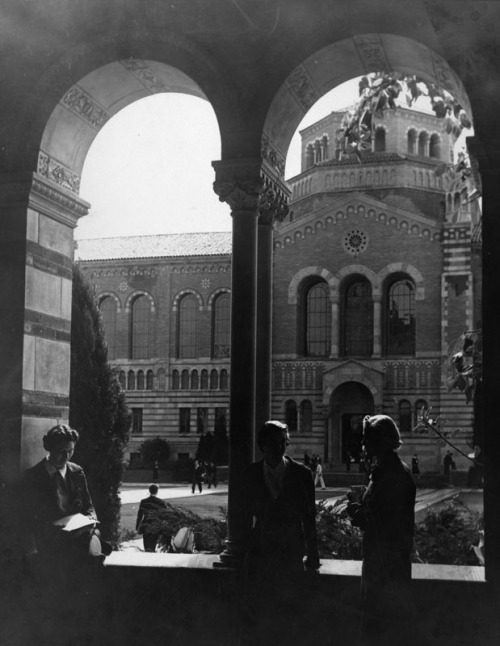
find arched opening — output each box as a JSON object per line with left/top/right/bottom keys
{"left": 330, "top": 382, "right": 374, "bottom": 464}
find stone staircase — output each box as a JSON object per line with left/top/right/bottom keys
{"left": 322, "top": 464, "right": 368, "bottom": 487}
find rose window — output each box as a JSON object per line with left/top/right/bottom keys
{"left": 343, "top": 229, "right": 368, "bottom": 255}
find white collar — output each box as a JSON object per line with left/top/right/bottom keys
{"left": 44, "top": 457, "right": 68, "bottom": 479}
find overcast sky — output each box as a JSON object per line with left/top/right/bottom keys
{"left": 75, "top": 79, "right": 361, "bottom": 240}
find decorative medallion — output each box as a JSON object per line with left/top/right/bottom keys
{"left": 201, "top": 278, "right": 211, "bottom": 290}
{"left": 343, "top": 229, "right": 369, "bottom": 256}
{"left": 118, "top": 281, "right": 128, "bottom": 292}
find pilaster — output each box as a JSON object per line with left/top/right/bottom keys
{"left": 0, "top": 172, "right": 89, "bottom": 479}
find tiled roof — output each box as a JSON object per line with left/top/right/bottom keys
{"left": 75, "top": 232, "right": 232, "bottom": 261}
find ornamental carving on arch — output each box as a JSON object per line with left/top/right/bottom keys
{"left": 121, "top": 59, "right": 169, "bottom": 94}
{"left": 62, "top": 86, "right": 109, "bottom": 129}
{"left": 286, "top": 65, "right": 318, "bottom": 111}
{"left": 353, "top": 34, "right": 391, "bottom": 72}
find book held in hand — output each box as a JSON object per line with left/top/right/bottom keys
{"left": 53, "top": 513, "right": 98, "bottom": 532}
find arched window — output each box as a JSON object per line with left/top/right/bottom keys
{"left": 374, "top": 127, "right": 386, "bottom": 152}
{"left": 342, "top": 279, "right": 373, "bottom": 356}
{"left": 191, "top": 370, "right": 199, "bottom": 390}
{"left": 181, "top": 369, "right": 189, "bottom": 390}
{"left": 212, "top": 293, "right": 230, "bottom": 358}
{"left": 429, "top": 134, "right": 441, "bottom": 159}
{"left": 385, "top": 278, "right": 416, "bottom": 355}
{"left": 99, "top": 296, "right": 117, "bottom": 359}
{"left": 137, "top": 370, "right": 145, "bottom": 390}
{"left": 300, "top": 400, "right": 313, "bottom": 433}
{"left": 414, "top": 399, "right": 428, "bottom": 428}
{"left": 303, "top": 281, "right": 331, "bottom": 356}
{"left": 407, "top": 129, "right": 417, "bottom": 154}
{"left": 118, "top": 370, "right": 126, "bottom": 390}
{"left": 418, "top": 131, "right": 428, "bottom": 156}
{"left": 157, "top": 369, "right": 166, "bottom": 390}
{"left": 127, "top": 370, "right": 135, "bottom": 390}
{"left": 220, "top": 369, "right": 229, "bottom": 390}
{"left": 200, "top": 369, "right": 209, "bottom": 389}
{"left": 131, "top": 296, "right": 151, "bottom": 359}
{"left": 285, "top": 400, "right": 298, "bottom": 433}
{"left": 210, "top": 369, "right": 218, "bottom": 390}
{"left": 171, "top": 370, "right": 179, "bottom": 390}
{"left": 399, "top": 400, "right": 412, "bottom": 434}
{"left": 177, "top": 294, "right": 198, "bottom": 358}
{"left": 146, "top": 370, "right": 154, "bottom": 390}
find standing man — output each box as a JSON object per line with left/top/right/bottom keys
{"left": 411, "top": 453, "right": 420, "bottom": 476}
{"left": 191, "top": 459, "right": 204, "bottom": 494}
{"left": 239, "top": 420, "right": 320, "bottom": 645}
{"left": 136, "top": 484, "right": 166, "bottom": 552}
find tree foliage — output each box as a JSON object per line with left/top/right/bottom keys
{"left": 138, "top": 437, "right": 171, "bottom": 467}
{"left": 69, "top": 264, "right": 131, "bottom": 543}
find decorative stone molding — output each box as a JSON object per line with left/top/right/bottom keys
{"left": 124, "top": 290, "right": 156, "bottom": 313}
{"left": 88, "top": 266, "right": 158, "bottom": 279}
{"left": 172, "top": 289, "right": 203, "bottom": 312}
{"left": 213, "top": 158, "right": 268, "bottom": 213}
{"left": 207, "top": 288, "right": 231, "bottom": 311}
{"left": 377, "top": 263, "right": 425, "bottom": 300}
{"left": 354, "top": 34, "right": 391, "bottom": 72}
{"left": 171, "top": 264, "right": 230, "bottom": 274}
{"left": 285, "top": 65, "right": 318, "bottom": 112}
{"left": 62, "top": 86, "right": 109, "bottom": 129}
{"left": 38, "top": 152, "right": 81, "bottom": 193}
{"left": 97, "top": 291, "right": 122, "bottom": 312}
{"left": 121, "top": 59, "right": 171, "bottom": 94}
{"left": 336, "top": 264, "right": 381, "bottom": 298}
{"left": 261, "top": 134, "right": 286, "bottom": 176}
{"left": 288, "top": 266, "right": 339, "bottom": 305}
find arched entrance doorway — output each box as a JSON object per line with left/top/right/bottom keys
{"left": 328, "top": 382, "right": 374, "bottom": 466}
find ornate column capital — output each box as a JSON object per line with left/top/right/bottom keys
{"left": 212, "top": 157, "right": 291, "bottom": 222}
{"left": 212, "top": 158, "right": 264, "bottom": 212}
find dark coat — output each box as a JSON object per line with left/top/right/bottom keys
{"left": 349, "top": 451, "right": 417, "bottom": 643}
{"left": 135, "top": 495, "right": 167, "bottom": 534}
{"left": 240, "top": 456, "right": 319, "bottom": 572}
{"left": 23, "top": 459, "right": 96, "bottom": 556}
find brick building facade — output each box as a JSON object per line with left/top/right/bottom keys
{"left": 78, "top": 106, "right": 481, "bottom": 471}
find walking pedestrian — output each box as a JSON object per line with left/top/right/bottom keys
{"left": 136, "top": 484, "right": 166, "bottom": 552}
{"left": 314, "top": 458, "right": 326, "bottom": 490}
{"left": 191, "top": 459, "right": 204, "bottom": 494}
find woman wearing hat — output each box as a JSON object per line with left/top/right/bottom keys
{"left": 347, "top": 415, "right": 418, "bottom": 645}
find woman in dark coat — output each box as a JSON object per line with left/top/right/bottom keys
{"left": 347, "top": 415, "right": 418, "bottom": 646}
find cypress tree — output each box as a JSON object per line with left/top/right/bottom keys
{"left": 69, "top": 264, "right": 131, "bottom": 542}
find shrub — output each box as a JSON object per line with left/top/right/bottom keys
{"left": 413, "top": 500, "right": 482, "bottom": 565}
{"left": 316, "top": 499, "right": 363, "bottom": 560}
{"left": 138, "top": 437, "right": 171, "bottom": 467}
{"left": 69, "top": 264, "right": 131, "bottom": 543}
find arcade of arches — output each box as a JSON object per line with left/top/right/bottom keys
{"left": 1, "top": 1, "right": 500, "bottom": 642}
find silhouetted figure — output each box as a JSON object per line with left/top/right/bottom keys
{"left": 347, "top": 415, "right": 420, "bottom": 646}
{"left": 136, "top": 484, "right": 166, "bottom": 552}
{"left": 239, "top": 420, "right": 320, "bottom": 646}
{"left": 411, "top": 453, "right": 420, "bottom": 476}
{"left": 152, "top": 460, "right": 160, "bottom": 482}
{"left": 443, "top": 451, "right": 454, "bottom": 476}
{"left": 191, "top": 460, "right": 204, "bottom": 494}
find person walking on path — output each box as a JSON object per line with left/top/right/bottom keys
{"left": 136, "top": 484, "right": 167, "bottom": 552}
{"left": 191, "top": 460, "right": 204, "bottom": 494}
{"left": 314, "top": 459, "right": 326, "bottom": 490}
{"left": 411, "top": 453, "right": 420, "bottom": 476}
{"left": 152, "top": 461, "right": 160, "bottom": 483}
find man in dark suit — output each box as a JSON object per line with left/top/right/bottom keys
{"left": 23, "top": 424, "right": 105, "bottom": 572}
{"left": 136, "top": 484, "right": 167, "bottom": 552}
{"left": 239, "top": 420, "right": 320, "bottom": 646}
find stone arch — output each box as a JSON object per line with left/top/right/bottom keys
{"left": 378, "top": 263, "right": 425, "bottom": 300}
{"left": 172, "top": 289, "right": 203, "bottom": 311}
{"left": 263, "top": 34, "right": 471, "bottom": 166}
{"left": 336, "top": 264, "right": 381, "bottom": 298}
{"left": 10, "top": 29, "right": 239, "bottom": 177}
{"left": 207, "top": 287, "right": 231, "bottom": 311}
{"left": 323, "top": 377, "right": 380, "bottom": 407}
{"left": 124, "top": 290, "right": 155, "bottom": 313}
{"left": 97, "top": 291, "right": 122, "bottom": 312}
{"left": 288, "top": 266, "right": 339, "bottom": 305}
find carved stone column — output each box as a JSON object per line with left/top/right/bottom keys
{"left": 467, "top": 135, "right": 500, "bottom": 583}
{"left": 330, "top": 300, "right": 339, "bottom": 356}
{"left": 255, "top": 161, "right": 290, "bottom": 446}
{"left": 0, "top": 172, "right": 89, "bottom": 482}
{"left": 212, "top": 158, "right": 264, "bottom": 566}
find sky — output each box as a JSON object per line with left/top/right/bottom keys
{"left": 74, "top": 77, "right": 468, "bottom": 241}
{"left": 75, "top": 79, "right": 361, "bottom": 241}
